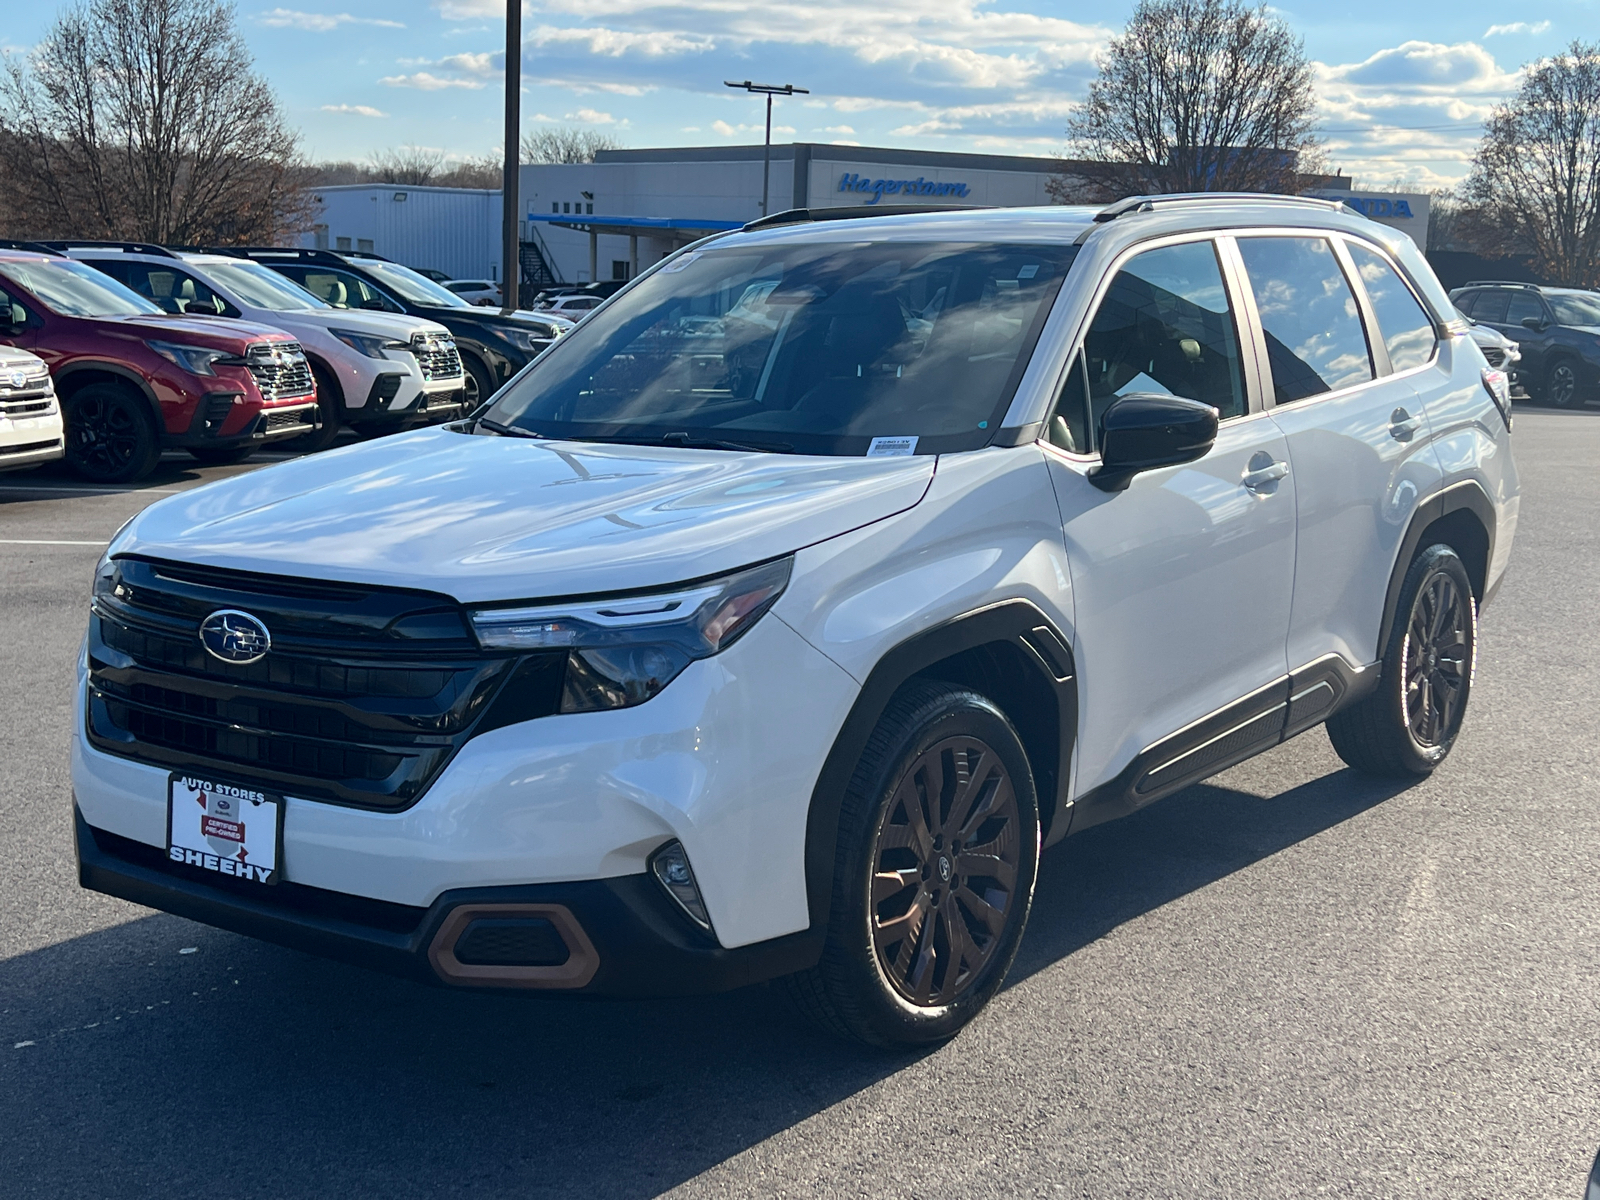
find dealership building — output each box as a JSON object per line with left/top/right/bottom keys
{"left": 303, "top": 142, "right": 1431, "bottom": 287}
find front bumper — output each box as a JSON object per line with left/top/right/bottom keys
{"left": 75, "top": 806, "right": 820, "bottom": 995}
{"left": 0, "top": 433, "right": 65, "bottom": 471}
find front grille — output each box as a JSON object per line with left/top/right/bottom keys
{"left": 86, "top": 556, "right": 566, "bottom": 809}
{"left": 0, "top": 438, "right": 60, "bottom": 457}
{"left": 261, "top": 407, "right": 315, "bottom": 434}
{"left": 0, "top": 396, "right": 55, "bottom": 416}
{"left": 245, "top": 342, "right": 315, "bottom": 401}
{"left": 1482, "top": 346, "right": 1507, "bottom": 368}
{"left": 411, "top": 334, "right": 464, "bottom": 382}
{"left": 419, "top": 388, "right": 465, "bottom": 415}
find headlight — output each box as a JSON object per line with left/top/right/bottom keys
{"left": 146, "top": 340, "right": 244, "bottom": 377}
{"left": 92, "top": 516, "right": 137, "bottom": 603}
{"left": 468, "top": 557, "right": 792, "bottom": 712}
{"left": 493, "top": 325, "right": 554, "bottom": 352}
{"left": 330, "top": 328, "right": 406, "bottom": 358}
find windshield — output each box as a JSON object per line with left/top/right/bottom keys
{"left": 0, "top": 259, "right": 159, "bottom": 317}
{"left": 1548, "top": 291, "right": 1600, "bottom": 327}
{"left": 204, "top": 261, "right": 329, "bottom": 311}
{"left": 482, "top": 239, "right": 1078, "bottom": 456}
{"left": 358, "top": 260, "right": 469, "bottom": 307}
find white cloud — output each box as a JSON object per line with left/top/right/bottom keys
{"left": 379, "top": 71, "right": 485, "bottom": 90}
{"left": 820, "top": 124, "right": 856, "bottom": 134}
{"left": 258, "top": 8, "right": 404, "bottom": 31}
{"left": 566, "top": 107, "right": 615, "bottom": 123}
{"left": 711, "top": 119, "right": 736, "bottom": 137}
{"left": 320, "top": 103, "right": 388, "bottom": 117}
{"left": 1484, "top": 20, "right": 1552, "bottom": 36}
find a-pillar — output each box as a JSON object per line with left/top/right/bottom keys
{"left": 588, "top": 230, "right": 597, "bottom": 284}
{"left": 629, "top": 234, "right": 638, "bottom": 280}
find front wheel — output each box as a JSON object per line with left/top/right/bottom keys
{"left": 782, "top": 682, "right": 1040, "bottom": 1047}
{"left": 285, "top": 362, "right": 342, "bottom": 453}
{"left": 461, "top": 353, "right": 497, "bottom": 410}
{"left": 1327, "top": 544, "right": 1476, "bottom": 776}
{"left": 1546, "top": 357, "right": 1581, "bottom": 408}
{"left": 64, "top": 383, "right": 162, "bottom": 483}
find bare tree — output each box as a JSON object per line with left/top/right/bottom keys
{"left": 0, "top": 0, "right": 308, "bottom": 243}
{"left": 367, "top": 147, "right": 447, "bottom": 186}
{"left": 1464, "top": 41, "right": 1600, "bottom": 288}
{"left": 520, "top": 126, "right": 624, "bottom": 165}
{"left": 1058, "top": 0, "right": 1319, "bottom": 198}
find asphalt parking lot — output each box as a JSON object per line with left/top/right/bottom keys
{"left": 2, "top": 410, "right": 1597, "bottom": 1199}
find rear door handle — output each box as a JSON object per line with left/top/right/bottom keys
{"left": 1242, "top": 460, "right": 1289, "bottom": 491}
{"left": 1390, "top": 408, "right": 1421, "bottom": 441}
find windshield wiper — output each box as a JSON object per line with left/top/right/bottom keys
{"left": 658, "top": 432, "right": 794, "bottom": 454}
{"left": 476, "top": 417, "right": 542, "bottom": 439}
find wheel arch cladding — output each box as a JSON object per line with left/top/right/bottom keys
{"left": 1378, "top": 480, "right": 1494, "bottom": 656}
{"left": 802, "top": 600, "right": 1076, "bottom": 933}
{"left": 54, "top": 363, "right": 163, "bottom": 427}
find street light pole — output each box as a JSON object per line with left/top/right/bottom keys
{"left": 723, "top": 80, "right": 810, "bottom": 217}
{"left": 500, "top": 0, "right": 521, "bottom": 313}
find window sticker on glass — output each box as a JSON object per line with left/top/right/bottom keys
{"left": 867, "top": 436, "right": 918, "bottom": 457}
{"left": 1018, "top": 264, "right": 1039, "bottom": 279}
{"left": 659, "top": 252, "right": 702, "bottom": 274}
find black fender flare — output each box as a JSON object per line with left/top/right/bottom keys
{"left": 300, "top": 351, "right": 347, "bottom": 417}
{"left": 53, "top": 360, "right": 164, "bottom": 430}
{"left": 800, "top": 600, "right": 1077, "bottom": 934}
{"left": 1376, "top": 479, "right": 1497, "bottom": 655}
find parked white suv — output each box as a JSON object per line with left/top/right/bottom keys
{"left": 73, "top": 197, "right": 1517, "bottom": 1045}
{"left": 57, "top": 243, "right": 466, "bottom": 453}
{"left": 0, "top": 345, "right": 63, "bottom": 471}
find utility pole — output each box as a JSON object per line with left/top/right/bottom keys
{"left": 500, "top": 0, "right": 521, "bottom": 313}
{"left": 723, "top": 80, "right": 809, "bottom": 217}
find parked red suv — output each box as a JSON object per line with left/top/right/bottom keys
{"left": 0, "top": 247, "right": 318, "bottom": 482}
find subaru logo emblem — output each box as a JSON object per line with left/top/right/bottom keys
{"left": 198, "top": 609, "right": 271, "bottom": 664}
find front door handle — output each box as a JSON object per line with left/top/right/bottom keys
{"left": 1242, "top": 460, "right": 1289, "bottom": 491}
{"left": 1390, "top": 408, "right": 1422, "bottom": 441}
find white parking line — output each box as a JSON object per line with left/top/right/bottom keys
{"left": 0, "top": 539, "right": 107, "bottom": 546}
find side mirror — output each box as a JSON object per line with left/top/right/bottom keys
{"left": 1521, "top": 315, "right": 1546, "bottom": 331}
{"left": 360, "top": 298, "right": 391, "bottom": 311}
{"left": 1091, "top": 392, "right": 1219, "bottom": 493}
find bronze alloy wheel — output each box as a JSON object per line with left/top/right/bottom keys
{"left": 868, "top": 734, "right": 1023, "bottom": 1009}
{"left": 1402, "top": 569, "right": 1472, "bottom": 748}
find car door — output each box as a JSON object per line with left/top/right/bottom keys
{"left": 1040, "top": 235, "right": 1298, "bottom": 803}
{"left": 1230, "top": 233, "right": 1443, "bottom": 700}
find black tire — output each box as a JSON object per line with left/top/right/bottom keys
{"left": 186, "top": 445, "right": 255, "bottom": 466}
{"left": 1327, "top": 544, "right": 1476, "bottom": 777}
{"left": 63, "top": 382, "right": 162, "bottom": 483}
{"left": 1546, "top": 357, "right": 1581, "bottom": 408}
{"left": 284, "top": 361, "right": 342, "bottom": 453}
{"left": 781, "top": 681, "right": 1040, "bottom": 1047}
{"left": 461, "top": 353, "right": 497, "bottom": 410}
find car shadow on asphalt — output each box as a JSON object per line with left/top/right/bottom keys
{"left": 0, "top": 766, "right": 1411, "bottom": 1200}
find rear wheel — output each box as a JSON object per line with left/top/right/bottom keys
{"left": 64, "top": 383, "right": 161, "bottom": 483}
{"left": 1546, "top": 357, "right": 1581, "bottom": 408}
{"left": 1327, "top": 544, "right": 1475, "bottom": 776}
{"left": 782, "top": 682, "right": 1040, "bottom": 1047}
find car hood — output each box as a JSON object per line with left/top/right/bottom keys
{"left": 95, "top": 313, "right": 294, "bottom": 347}
{"left": 300, "top": 309, "right": 450, "bottom": 339}
{"left": 0, "top": 344, "right": 46, "bottom": 371}
{"left": 116, "top": 426, "right": 936, "bottom": 603}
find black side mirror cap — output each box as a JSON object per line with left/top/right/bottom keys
{"left": 1520, "top": 315, "right": 1547, "bottom": 331}
{"left": 1090, "top": 392, "right": 1220, "bottom": 493}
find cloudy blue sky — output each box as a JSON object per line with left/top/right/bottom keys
{"left": 2, "top": 0, "right": 1585, "bottom": 187}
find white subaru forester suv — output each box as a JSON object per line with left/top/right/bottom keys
{"left": 74, "top": 196, "right": 1518, "bottom": 1046}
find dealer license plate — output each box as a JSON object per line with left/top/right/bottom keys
{"left": 166, "top": 773, "right": 284, "bottom": 886}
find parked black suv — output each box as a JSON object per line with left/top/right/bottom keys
{"left": 1450, "top": 282, "right": 1600, "bottom": 406}
{"left": 219, "top": 249, "right": 568, "bottom": 407}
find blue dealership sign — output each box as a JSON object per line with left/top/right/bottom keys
{"left": 1341, "top": 196, "right": 1415, "bottom": 219}
{"left": 838, "top": 172, "right": 971, "bottom": 205}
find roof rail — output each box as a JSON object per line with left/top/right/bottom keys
{"left": 1093, "top": 192, "right": 1348, "bottom": 223}
{"left": 217, "top": 246, "right": 352, "bottom": 265}
{"left": 0, "top": 239, "right": 61, "bottom": 256}
{"left": 1462, "top": 280, "right": 1542, "bottom": 289}
{"left": 743, "top": 204, "right": 979, "bottom": 232}
{"left": 35, "top": 239, "right": 180, "bottom": 258}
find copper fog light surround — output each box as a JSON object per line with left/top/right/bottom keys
{"left": 428, "top": 903, "right": 600, "bottom": 989}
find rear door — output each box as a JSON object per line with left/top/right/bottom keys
{"left": 1230, "top": 232, "right": 1442, "bottom": 697}
{"left": 1040, "top": 235, "right": 1298, "bottom": 800}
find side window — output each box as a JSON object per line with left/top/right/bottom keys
{"left": 1505, "top": 291, "right": 1545, "bottom": 328}
{"left": 1473, "top": 290, "right": 1510, "bottom": 324}
{"left": 1237, "top": 236, "right": 1373, "bottom": 404}
{"left": 1347, "top": 243, "right": 1438, "bottom": 373}
{"left": 112, "top": 263, "right": 228, "bottom": 316}
{"left": 1453, "top": 291, "right": 1479, "bottom": 317}
{"left": 1061, "top": 239, "right": 1246, "bottom": 449}
{"left": 0, "top": 285, "right": 29, "bottom": 330}
{"left": 281, "top": 267, "right": 398, "bottom": 311}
